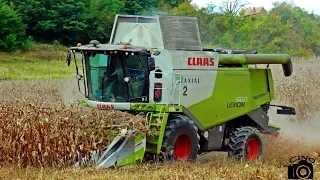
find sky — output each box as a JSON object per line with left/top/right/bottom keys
{"left": 192, "top": 0, "right": 320, "bottom": 15}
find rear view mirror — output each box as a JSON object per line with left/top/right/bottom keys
{"left": 66, "top": 50, "right": 71, "bottom": 66}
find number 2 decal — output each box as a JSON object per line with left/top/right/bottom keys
{"left": 183, "top": 86, "right": 187, "bottom": 96}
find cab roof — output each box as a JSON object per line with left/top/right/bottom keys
{"left": 69, "top": 41, "right": 151, "bottom": 54}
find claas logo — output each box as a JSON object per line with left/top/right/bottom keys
{"left": 188, "top": 57, "right": 214, "bottom": 66}
{"left": 97, "top": 104, "right": 115, "bottom": 109}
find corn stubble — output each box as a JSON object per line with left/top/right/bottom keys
{"left": 0, "top": 102, "right": 150, "bottom": 168}
{"left": 1, "top": 58, "right": 320, "bottom": 179}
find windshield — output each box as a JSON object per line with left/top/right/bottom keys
{"left": 85, "top": 52, "right": 148, "bottom": 102}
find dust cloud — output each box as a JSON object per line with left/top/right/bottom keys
{"left": 268, "top": 59, "right": 320, "bottom": 149}
{"left": 268, "top": 109, "right": 320, "bottom": 148}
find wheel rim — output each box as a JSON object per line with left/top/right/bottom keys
{"left": 174, "top": 133, "right": 192, "bottom": 160}
{"left": 246, "top": 137, "right": 260, "bottom": 161}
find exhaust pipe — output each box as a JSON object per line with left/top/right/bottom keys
{"left": 219, "top": 54, "right": 293, "bottom": 77}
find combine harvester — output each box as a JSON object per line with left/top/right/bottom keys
{"left": 66, "top": 14, "right": 296, "bottom": 168}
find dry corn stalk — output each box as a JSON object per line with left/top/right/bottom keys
{"left": 0, "top": 103, "right": 150, "bottom": 168}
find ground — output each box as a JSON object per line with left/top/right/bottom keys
{"left": 0, "top": 48, "right": 320, "bottom": 179}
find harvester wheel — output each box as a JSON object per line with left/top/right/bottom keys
{"left": 160, "top": 115, "right": 200, "bottom": 162}
{"left": 227, "top": 126, "right": 263, "bottom": 162}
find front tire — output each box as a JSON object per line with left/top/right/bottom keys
{"left": 227, "top": 126, "right": 263, "bottom": 161}
{"left": 160, "top": 115, "right": 200, "bottom": 162}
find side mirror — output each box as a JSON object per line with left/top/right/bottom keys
{"left": 66, "top": 50, "right": 71, "bottom": 66}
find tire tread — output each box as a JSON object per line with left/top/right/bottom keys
{"left": 161, "top": 114, "right": 200, "bottom": 162}
{"left": 228, "top": 126, "right": 263, "bottom": 161}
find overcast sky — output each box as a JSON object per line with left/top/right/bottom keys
{"left": 192, "top": 0, "right": 320, "bottom": 15}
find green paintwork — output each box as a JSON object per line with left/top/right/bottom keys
{"left": 131, "top": 103, "right": 156, "bottom": 111}
{"left": 135, "top": 67, "right": 277, "bottom": 155}
{"left": 79, "top": 99, "right": 90, "bottom": 107}
{"left": 115, "top": 134, "right": 146, "bottom": 167}
{"left": 268, "top": 123, "right": 281, "bottom": 130}
{"left": 65, "top": 14, "right": 296, "bottom": 169}
{"left": 130, "top": 103, "right": 182, "bottom": 112}
{"left": 219, "top": 54, "right": 291, "bottom": 65}
{"left": 187, "top": 67, "right": 273, "bottom": 129}
{"left": 67, "top": 50, "right": 287, "bottom": 165}
{"left": 75, "top": 60, "right": 281, "bottom": 158}
{"left": 143, "top": 105, "right": 169, "bottom": 154}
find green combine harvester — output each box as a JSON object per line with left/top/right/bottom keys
{"left": 66, "top": 14, "right": 296, "bottom": 168}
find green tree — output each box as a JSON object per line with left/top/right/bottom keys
{"left": 7, "top": 0, "right": 89, "bottom": 45}
{"left": 82, "top": 0, "right": 125, "bottom": 44}
{"left": 0, "top": 1, "right": 28, "bottom": 51}
{"left": 123, "top": 0, "right": 158, "bottom": 15}
{"left": 37, "top": 0, "right": 88, "bottom": 44}
{"left": 307, "top": 20, "right": 320, "bottom": 58}
{"left": 170, "top": 1, "right": 199, "bottom": 16}
{"left": 167, "top": 0, "right": 186, "bottom": 7}
{"left": 7, "top": 0, "right": 46, "bottom": 40}
{"left": 2, "top": 0, "right": 320, "bottom": 57}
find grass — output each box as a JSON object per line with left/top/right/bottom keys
{"left": 0, "top": 43, "right": 75, "bottom": 80}
{"left": 0, "top": 60, "right": 74, "bottom": 80}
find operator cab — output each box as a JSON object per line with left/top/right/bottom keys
{"left": 86, "top": 52, "right": 149, "bottom": 102}
{"left": 68, "top": 45, "right": 154, "bottom": 103}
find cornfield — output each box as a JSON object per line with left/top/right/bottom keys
{"left": 0, "top": 80, "right": 150, "bottom": 168}
{"left": 0, "top": 57, "right": 320, "bottom": 179}
{"left": 0, "top": 102, "right": 150, "bottom": 168}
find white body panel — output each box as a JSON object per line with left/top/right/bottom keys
{"left": 149, "top": 49, "right": 220, "bottom": 107}
{"left": 172, "top": 70, "right": 218, "bottom": 107}
{"left": 88, "top": 100, "right": 131, "bottom": 110}
{"left": 148, "top": 50, "right": 174, "bottom": 105}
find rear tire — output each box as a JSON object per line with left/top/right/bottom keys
{"left": 227, "top": 126, "right": 263, "bottom": 161}
{"left": 160, "top": 115, "right": 200, "bottom": 162}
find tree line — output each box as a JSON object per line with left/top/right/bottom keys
{"left": 1, "top": 0, "right": 320, "bottom": 58}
